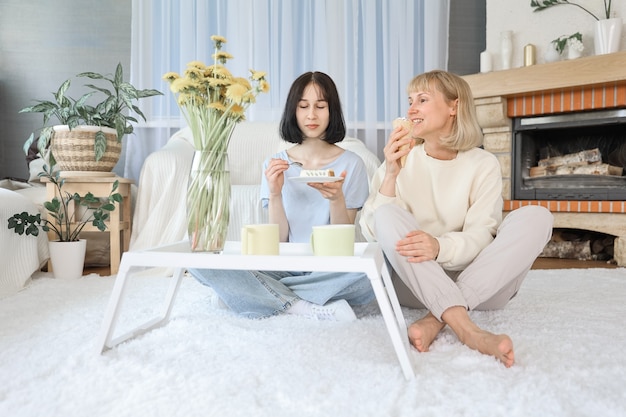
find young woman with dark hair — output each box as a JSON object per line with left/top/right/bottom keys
{"left": 189, "top": 71, "right": 374, "bottom": 321}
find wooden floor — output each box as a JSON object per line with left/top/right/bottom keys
{"left": 84, "top": 257, "right": 619, "bottom": 277}
{"left": 530, "top": 257, "right": 618, "bottom": 270}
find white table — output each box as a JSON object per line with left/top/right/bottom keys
{"left": 95, "top": 241, "right": 416, "bottom": 379}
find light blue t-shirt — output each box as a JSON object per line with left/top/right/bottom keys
{"left": 260, "top": 149, "right": 369, "bottom": 243}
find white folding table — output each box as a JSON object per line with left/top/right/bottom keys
{"left": 95, "top": 241, "right": 416, "bottom": 379}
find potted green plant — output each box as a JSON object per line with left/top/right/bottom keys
{"left": 19, "top": 62, "right": 163, "bottom": 172}
{"left": 551, "top": 32, "right": 584, "bottom": 58}
{"left": 7, "top": 165, "right": 123, "bottom": 279}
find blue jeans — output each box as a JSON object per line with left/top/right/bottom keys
{"left": 188, "top": 268, "right": 375, "bottom": 319}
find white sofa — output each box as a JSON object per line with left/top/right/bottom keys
{"left": 130, "top": 122, "right": 381, "bottom": 251}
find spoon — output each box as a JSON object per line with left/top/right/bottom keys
{"left": 289, "top": 161, "right": 303, "bottom": 167}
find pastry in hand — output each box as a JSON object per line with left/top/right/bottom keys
{"left": 392, "top": 117, "right": 414, "bottom": 167}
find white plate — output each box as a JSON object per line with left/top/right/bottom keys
{"left": 288, "top": 176, "right": 343, "bottom": 183}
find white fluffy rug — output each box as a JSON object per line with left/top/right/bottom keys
{"left": 1, "top": 268, "right": 625, "bottom": 417}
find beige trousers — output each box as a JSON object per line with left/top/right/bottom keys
{"left": 374, "top": 205, "right": 554, "bottom": 320}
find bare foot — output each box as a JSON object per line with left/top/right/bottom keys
{"left": 463, "top": 329, "right": 515, "bottom": 368}
{"left": 442, "top": 306, "right": 515, "bottom": 368}
{"left": 407, "top": 312, "right": 445, "bottom": 352}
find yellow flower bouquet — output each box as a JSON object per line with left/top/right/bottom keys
{"left": 163, "top": 35, "right": 269, "bottom": 252}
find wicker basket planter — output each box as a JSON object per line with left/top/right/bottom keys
{"left": 51, "top": 125, "right": 121, "bottom": 172}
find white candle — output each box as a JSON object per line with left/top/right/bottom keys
{"left": 480, "top": 51, "right": 492, "bottom": 73}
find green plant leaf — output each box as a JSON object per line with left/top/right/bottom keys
{"left": 136, "top": 88, "right": 164, "bottom": 99}
{"left": 114, "top": 62, "right": 124, "bottom": 87}
{"left": 94, "top": 130, "right": 107, "bottom": 162}
{"left": 114, "top": 115, "right": 126, "bottom": 140}
{"left": 54, "top": 79, "right": 71, "bottom": 104}
{"left": 77, "top": 71, "right": 104, "bottom": 80}
{"left": 22, "top": 133, "right": 35, "bottom": 155}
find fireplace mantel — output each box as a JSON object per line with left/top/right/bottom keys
{"left": 463, "top": 51, "right": 626, "bottom": 99}
{"left": 461, "top": 52, "right": 626, "bottom": 266}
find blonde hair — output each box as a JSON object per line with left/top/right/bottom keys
{"left": 406, "top": 70, "right": 483, "bottom": 151}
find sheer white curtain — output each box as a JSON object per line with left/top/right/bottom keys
{"left": 125, "top": 0, "right": 449, "bottom": 182}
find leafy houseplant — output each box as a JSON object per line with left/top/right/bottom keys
{"left": 19, "top": 63, "right": 163, "bottom": 167}
{"left": 531, "top": 0, "right": 612, "bottom": 20}
{"left": 7, "top": 165, "right": 123, "bottom": 242}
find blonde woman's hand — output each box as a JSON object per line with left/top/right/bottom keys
{"left": 395, "top": 230, "right": 440, "bottom": 263}
{"left": 383, "top": 126, "right": 414, "bottom": 177}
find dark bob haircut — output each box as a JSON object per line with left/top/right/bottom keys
{"left": 279, "top": 71, "right": 346, "bottom": 144}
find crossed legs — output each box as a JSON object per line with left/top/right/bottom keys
{"left": 375, "top": 204, "right": 553, "bottom": 367}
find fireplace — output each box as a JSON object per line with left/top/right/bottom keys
{"left": 462, "top": 51, "right": 626, "bottom": 266}
{"left": 512, "top": 109, "right": 626, "bottom": 201}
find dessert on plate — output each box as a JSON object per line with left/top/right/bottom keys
{"left": 299, "top": 169, "right": 335, "bottom": 177}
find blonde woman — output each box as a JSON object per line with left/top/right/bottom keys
{"left": 360, "top": 70, "right": 553, "bottom": 367}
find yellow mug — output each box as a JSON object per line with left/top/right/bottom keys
{"left": 241, "top": 224, "right": 280, "bottom": 255}
{"left": 310, "top": 224, "right": 355, "bottom": 256}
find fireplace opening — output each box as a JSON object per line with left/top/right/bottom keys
{"left": 512, "top": 109, "right": 626, "bottom": 200}
{"left": 540, "top": 228, "right": 616, "bottom": 264}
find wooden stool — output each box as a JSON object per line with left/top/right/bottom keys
{"left": 43, "top": 174, "right": 133, "bottom": 274}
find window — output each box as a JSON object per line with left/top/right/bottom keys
{"left": 126, "top": 0, "right": 449, "bottom": 181}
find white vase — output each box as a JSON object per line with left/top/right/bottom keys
{"left": 500, "top": 31, "right": 513, "bottom": 70}
{"left": 480, "top": 50, "right": 492, "bottom": 73}
{"left": 48, "top": 239, "right": 87, "bottom": 279}
{"left": 594, "top": 17, "right": 622, "bottom": 55}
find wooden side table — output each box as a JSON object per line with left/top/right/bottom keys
{"left": 44, "top": 174, "right": 133, "bottom": 274}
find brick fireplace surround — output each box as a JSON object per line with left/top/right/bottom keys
{"left": 462, "top": 51, "right": 626, "bottom": 266}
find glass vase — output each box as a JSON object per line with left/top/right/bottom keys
{"left": 187, "top": 150, "right": 231, "bottom": 253}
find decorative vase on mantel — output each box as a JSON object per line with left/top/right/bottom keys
{"left": 500, "top": 31, "right": 513, "bottom": 70}
{"left": 594, "top": 17, "right": 623, "bottom": 55}
{"left": 186, "top": 150, "right": 231, "bottom": 253}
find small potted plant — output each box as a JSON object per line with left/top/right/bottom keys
{"left": 551, "top": 32, "right": 584, "bottom": 58}
{"left": 19, "top": 63, "right": 163, "bottom": 172}
{"left": 7, "top": 165, "right": 123, "bottom": 279}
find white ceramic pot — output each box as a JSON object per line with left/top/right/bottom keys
{"left": 594, "top": 17, "right": 622, "bottom": 55}
{"left": 48, "top": 239, "right": 87, "bottom": 279}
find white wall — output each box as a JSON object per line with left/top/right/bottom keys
{"left": 486, "top": 0, "right": 626, "bottom": 70}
